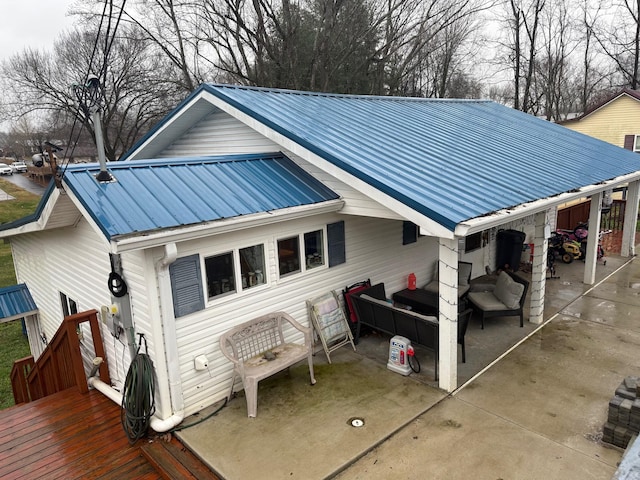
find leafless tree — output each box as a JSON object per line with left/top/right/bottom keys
{"left": 592, "top": 0, "right": 640, "bottom": 89}
{"left": 0, "top": 26, "right": 183, "bottom": 160}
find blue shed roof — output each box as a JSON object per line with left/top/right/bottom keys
{"left": 0, "top": 284, "right": 37, "bottom": 322}
{"left": 146, "top": 84, "right": 640, "bottom": 231}
{"left": 62, "top": 153, "right": 339, "bottom": 239}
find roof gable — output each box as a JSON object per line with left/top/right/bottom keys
{"left": 62, "top": 152, "right": 339, "bottom": 240}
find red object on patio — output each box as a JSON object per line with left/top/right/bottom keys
{"left": 408, "top": 273, "right": 416, "bottom": 290}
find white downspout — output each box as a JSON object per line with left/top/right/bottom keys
{"left": 150, "top": 242, "right": 184, "bottom": 431}
{"left": 88, "top": 243, "right": 184, "bottom": 432}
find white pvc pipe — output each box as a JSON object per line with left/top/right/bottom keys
{"left": 88, "top": 377, "right": 184, "bottom": 432}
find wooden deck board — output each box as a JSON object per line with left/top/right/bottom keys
{"left": 0, "top": 388, "right": 205, "bottom": 480}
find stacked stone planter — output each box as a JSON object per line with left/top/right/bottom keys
{"left": 603, "top": 376, "right": 640, "bottom": 449}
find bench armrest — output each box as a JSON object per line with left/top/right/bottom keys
{"left": 278, "top": 311, "right": 313, "bottom": 346}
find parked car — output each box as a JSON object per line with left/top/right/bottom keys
{"left": 10, "top": 161, "right": 27, "bottom": 173}
{"left": 0, "top": 163, "right": 13, "bottom": 175}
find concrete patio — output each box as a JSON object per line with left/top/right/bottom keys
{"left": 176, "top": 254, "right": 640, "bottom": 479}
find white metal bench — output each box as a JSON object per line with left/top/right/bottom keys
{"left": 219, "top": 312, "right": 316, "bottom": 417}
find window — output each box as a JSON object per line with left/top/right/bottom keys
{"left": 465, "top": 232, "right": 483, "bottom": 253}
{"left": 304, "top": 230, "right": 325, "bottom": 269}
{"left": 278, "top": 229, "right": 326, "bottom": 277}
{"left": 239, "top": 245, "right": 266, "bottom": 289}
{"left": 634, "top": 135, "right": 640, "bottom": 153}
{"left": 205, "top": 251, "right": 236, "bottom": 298}
{"left": 402, "top": 221, "right": 418, "bottom": 245}
{"left": 204, "top": 244, "right": 266, "bottom": 299}
{"left": 60, "top": 292, "right": 78, "bottom": 317}
{"left": 278, "top": 236, "right": 301, "bottom": 276}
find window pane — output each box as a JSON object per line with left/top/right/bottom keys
{"left": 304, "top": 230, "right": 324, "bottom": 269}
{"left": 205, "top": 252, "right": 235, "bottom": 298}
{"left": 240, "top": 245, "right": 266, "bottom": 289}
{"left": 278, "top": 236, "right": 300, "bottom": 276}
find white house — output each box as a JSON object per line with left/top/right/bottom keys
{"left": 2, "top": 84, "right": 640, "bottom": 431}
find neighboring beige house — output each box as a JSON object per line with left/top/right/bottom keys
{"left": 561, "top": 89, "right": 640, "bottom": 151}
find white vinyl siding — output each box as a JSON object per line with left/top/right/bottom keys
{"left": 159, "top": 110, "right": 404, "bottom": 220}
{"left": 167, "top": 213, "right": 440, "bottom": 415}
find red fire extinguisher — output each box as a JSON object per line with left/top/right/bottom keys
{"left": 408, "top": 272, "right": 416, "bottom": 290}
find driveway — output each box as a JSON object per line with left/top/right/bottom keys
{"left": 0, "top": 172, "right": 47, "bottom": 196}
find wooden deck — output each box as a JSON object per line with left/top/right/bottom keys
{"left": 0, "top": 388, "right": 219, "bottom": 480}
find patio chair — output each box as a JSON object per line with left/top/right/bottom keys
{"left": 342, "top": 279, "right": 371, "bottom": 340}
{"left": 423, "top": 261, "right": 473, "bottom": 300}
{"left": 458, "top": 308, "right": 473, "bottom": 363}
{"left": 467, "top": 271, "right": 529, "bottom": 329}
{"left": 307, "top": 290, "right": 356, "bottom": 363}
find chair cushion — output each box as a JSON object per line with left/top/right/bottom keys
{"left": 458, "top": 263, "right": 472, "bottom": 286}
{"left": 468, "top": 291, "right": 508, "bottom": 311}
{"left": 493, "top": 271, "right": 524, "bottom": 309}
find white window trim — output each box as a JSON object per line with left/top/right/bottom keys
{"left": 634, "top": 135, "right": 640, "bottom": 153}
{"left": 276, "top": 226, "right": 329, "bottom": 282}
{"left": 202, "top": 242, "right": 269, "bottom": 304}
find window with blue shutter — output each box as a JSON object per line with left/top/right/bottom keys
{"left": 169, "top": 254, "right": 205, "bottom": 317}
{"left": 327, "top": 220, "right": 345, "bottom": 267}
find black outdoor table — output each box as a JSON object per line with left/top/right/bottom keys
{"left": 392, "top": 288, "right": 468, "bottom": 315}
{"left": 391, "top": 288, "right": 439, "bottom": 315}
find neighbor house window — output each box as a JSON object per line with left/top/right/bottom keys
{"left": 634, "top": 135, "right": 640, "bottom": 153}
{"left": 205, "top": 251, "right": 236, "bottom": 298}
{"left": 60, "top": 292, "right": 78, "bottom": 317}
{"left": 278, "top": 229, "right": 326, "bottom": 277}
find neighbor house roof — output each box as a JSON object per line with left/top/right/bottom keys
{"left": 0, "top": 284, "right": 38, "bottom": 323}
{"left": 9, "top": 153, "right": 339, "bottom": 241}
{"left": 561, "top": 89, "right": 640, "bottom": 124}
{"left": 125, "top": 84, "right": 640, "bottom": 232}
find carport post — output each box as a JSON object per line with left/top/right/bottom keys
{"left": 438, "top": 237, "right": 458, "bottom": 392}
{"left": 621, "top": 180, "right": 640, "bottom": 257}
{"left": 584, "top": 192, "right": 603, "bottom": 285}
{"left": 529, "top": 211, "right": 548, "bottom": 324}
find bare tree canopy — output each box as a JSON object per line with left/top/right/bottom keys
{"left": 2, "top": 0, "right": 640, "bottom": 154}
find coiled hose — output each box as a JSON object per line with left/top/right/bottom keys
{"left": 121, "top": 335, "right": 156, "bottom": 444}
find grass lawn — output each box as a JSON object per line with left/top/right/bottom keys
{"left": 0, "top": 178, "right": 42, "bottom": 409}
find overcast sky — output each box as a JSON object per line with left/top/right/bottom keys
{"left": 0, "top": 0, "right": 76, "bottom": 62}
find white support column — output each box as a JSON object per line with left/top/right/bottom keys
{"left": 584, "top": 192, "right": 603, "bottom": 285}
{"left": 529, "top": 211, "right": 548, "bottom": 324}
{"left": 438, "top": 237, "right": 459, "bottom": 392}
{"left": 622, "top": 181, "right": 640, "bottom": 257}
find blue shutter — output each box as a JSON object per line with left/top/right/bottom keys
{"left": 403, "top": 221, "right": 418, "bottom": 245}
{"left": 327, "top": 221, "right": 345, "bottom": 267}
{"left": 169, "top": 254, "right": 204, "bottom": 317}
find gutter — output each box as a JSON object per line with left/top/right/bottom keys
{"left": 111, "top": 199, "right": 345, "bottom": 253}
{"left": 454, "top": 172, "right": 640, "bottom": 237}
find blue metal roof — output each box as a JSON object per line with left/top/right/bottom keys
{"left": 0, "top": 283, "right": 37, "bottom": 322}
{"left": 165, "top": 84, "right": 640, "bottom": 230}
{"left": 62, "top": 153, "right": 340, "bottom": 239}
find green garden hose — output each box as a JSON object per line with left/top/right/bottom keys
{"left": 121, "top": 334, "right": 156, "bottom": 444}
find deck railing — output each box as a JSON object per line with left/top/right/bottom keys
{"left": 10, "top": 309, "right": 111, "bottom": 404}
